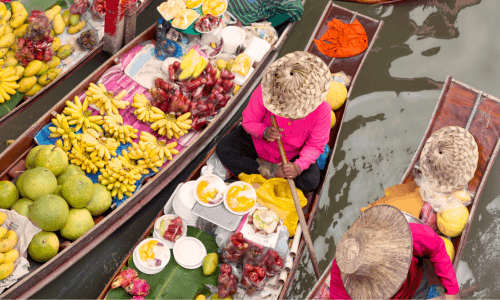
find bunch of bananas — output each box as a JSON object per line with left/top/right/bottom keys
{"left": 140, "top": 131, "right": 179, "bottom": 161}
{"left": 150, "top": 112, "right": 192, "bottom": 139}
{"left": 120, "top": 149, "right": 150, "bottom": 175}
{"left": 49, "top": 113, "right": 79, "bottom": 152}
{"left": 80, "top": 128, "right": 120, "bottom": 161}
{"left": 68, "top": 143, "right": 106, "bottom": 174}
{"left": 85, "top": 83, "right": 129, "bottom": 115}
{"left": 131, "top": 93, "right": 164, "bottom": 122}
{"left": 126, "top": 141, "right": 164, "bottom": 173}
{"left": 98, "top": 156, "right": 142, "bottom": 200}
{"left": 63, "top": 95, "right": 104, "bottom": 133}
{"left": 0, "top": 67, "right": 19, "bottom": 103}
{"left": 103, "top": 113, "right": 139, "bottom": 144}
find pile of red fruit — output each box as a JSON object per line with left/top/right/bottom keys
{"left": 150, "top": 62, "right": 235, "bottom": 131}
{"left": 221, "top": 232, "right": 249, "bottom": 264}
{"left": 240, "top": 248, "right": 266, "bottom": 295}
{"left": 194, "top": 14, "right": 221, "bottom": 33}
{"left": 70, "top": 0, "right": 90, "bottom": 15}
{"left": 218, "top": 264, "right": 238, "bottom": 298}
{"left": 91, "top": 0, "right": 106, "bottom": 19}
{"left": 261, "top": 249, "right": 284, "bottom": 278}
{"left": 162, "top": 216, "right": 183, "bottom": 242}
{"left": 16, "top": 37, "right": 55, "bottom": 67}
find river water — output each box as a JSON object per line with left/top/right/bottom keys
{"left": 278, "top": 0, "right": 500, "bottom": 298}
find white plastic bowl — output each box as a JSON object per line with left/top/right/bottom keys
{"left": 173, "top": 237, "right": 207, "bottom": 269}
{"left": 221, "top": 26, "right": 246, "bottom": 54}
{"left": 223, "top": 181, "right": 257, "bottom": 215}
{"left": 133, "top": 238, "right": 171, "bottom": 274}
{"left": 193, "top": 174, "right": 226, "bottom": 207}
{"left": 153, "top": 214, "right": 188, "bottom": 248}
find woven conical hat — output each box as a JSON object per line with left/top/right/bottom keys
{"left": 261, "top": 51, "right": 332, "bottom": 119}
{"left": 336, "top": 205, "right": 413, "bottom": 300}
{"left": 420, "top": 126, "right": 478, "bottom": 193}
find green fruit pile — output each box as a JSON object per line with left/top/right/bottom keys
{"left": 0, "top": 144, "right": 112, "bottom": 263}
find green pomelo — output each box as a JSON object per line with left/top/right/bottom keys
{"left": 85, "top": 183, "right": 112, "bottom": 216}
{"left": 61, "top": 175, "right": 94, "bottom": 208}
{"left": 33, "top": 145, "right": 69, "bottom": 176}
{"left": 60, "top": 208, "right": 94, "bottom": 241}
{"left": 0, "top": 181, "right": 19, "bottom": 209}
{"left": 28, "top": 194, "right": 69, "bottom": 231}
{"left": 25, "top": 145, "right": 46, "bottom": 169}
{"left": 56, "top": 164, "right": 84, "bottom": 185}
{"left": 11, "top": 198, "right": 33, "bottom": 218}
{"left": 15, "top": 170, "right": 31, "bottom": 198}
{"left": 23, "top": 167, "right": 57, "bottom": 200}
{"left": 54, "top": 185, "right": 62, "bottom": 197}
{"left": 28, "top": 231, "right": 60, "bottom": 262}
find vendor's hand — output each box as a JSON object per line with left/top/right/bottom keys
{"left": 277, "top": 162, "right": 301, "bottom": 179}
{"left": 264, "top": 126, "right": 283, "bottom": 142}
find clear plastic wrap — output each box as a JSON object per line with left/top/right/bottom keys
{"left": 242, "top": 22, "right": 278, "bottom": 46}
{"left": 332, "top": 71, "right": 352, "bottom": 88}
{"left": 240, "top": 247, "right": 266, "bottom": 295}
{"left": 90, "top": 0, "right": 106, "bottom": 20}
{"left": 260, "top": 248, "right": 284, "bottom": 278}
{"left": 415, "top": 173, "right": 472, "bottom": 213}
{"left": 221, "top": 232, "right": 250, "bottom": 264}
{"left": 218, "top": 263, "right": 239, "bottom": 298}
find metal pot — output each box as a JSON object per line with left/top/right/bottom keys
{"left": 401, "top": 211, "right": 424, "bottom": 225}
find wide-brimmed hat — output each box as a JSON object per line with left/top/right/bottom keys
{"left": 420, "top": 126, "right": 478, "bottom": 194}
{"left": 261, "top": 51, "right": 332, "bottom": 119}
{"left": 336, "top": 205, "right": 413, "bottom": 299}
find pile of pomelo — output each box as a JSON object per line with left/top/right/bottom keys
{"left": 0, "top": 145, "right": 112, "bottom": 263}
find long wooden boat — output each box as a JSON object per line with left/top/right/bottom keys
{"left": 0, "top": 0, "right": 154, "bottom": 129}
{"left": 337, "top": 0, "right": 407, "bottom": 4}
{"left": 0, "top": 10, "right": 300, "bottom": 299}
{"left": 305, "top": 76, "right": 500, "bottom": 299}
{"left": 99, "top": 3, "right": 383, "bottom": 300}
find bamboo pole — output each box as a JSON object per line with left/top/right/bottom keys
{"left": 270, "top": 115, "right": 321, "bottom": 279}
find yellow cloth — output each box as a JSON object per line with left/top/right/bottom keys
{"left": 360, "top": 181, "right": 424, "bottom": 218}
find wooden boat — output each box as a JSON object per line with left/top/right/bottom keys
{"left": 0, "top": 0, "right": 153, "bottom": 129}
{"left": 305, "top": 76, "right": 500, "bottom": 299}
{"left": 99, "top": 3, "right": 383, "bottom": 299}
{"left": 0, "top": 11, "right": 300, "bottom": 299}
{"left": 337, "top": 0, "right": 408, "bottom": 4}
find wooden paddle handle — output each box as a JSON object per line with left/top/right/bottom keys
{"left": 270, "top": 115, "right": 322, "bottom": 279}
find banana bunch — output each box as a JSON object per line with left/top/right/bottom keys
{"left": 132, "top": 93, "right": 164, "bottom": 122}
{"left": 120, "top": 149, "right": 150, "bottom": 175}
{"left": 151, "top": 112, "right": 192, "bottom": 139}
{"left": 85, "top": 83, "right": 129, "bottom": 115}
{"left": 69, "top": 143, "right": 106, "bottom": 174}
{"left": 63, "top": 95, "right": 104, "bottom": 133}
{"left": 98, "top": 156, "right": 142, "bottom": 199}
{"left": 80, "top": 128, "right": 120, "bottom": 161}
{"left": 0, "top": 67, "right": 19, "bottom": 103}
{"left": 49, "top": 113, "right": 79, "bottom": 152}
{"left": 140, "top": 131, "right": 179, "bottom": 161}
{"left": 103, "top": 113, "right": 139, "bottom": 144}
{"left": 126, "top": 141, "right": 164, "bottom": 173}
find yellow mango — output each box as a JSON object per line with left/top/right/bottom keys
{"left": 36, "top": 62, "right": 48, "bottom": 76}
{"left": 48, "top": 68, "right": 62, "bottom": 76}
{"left": 62, "top": 10, "right": 70, "bottom": 27}
{"left": 25, "top": 83, "right": 43, "bottom": 96}
{"left": 0, "top": 21, "right": 7, "bottom": 37}
{"left": 9, "top": 37, "right": 17, "bottom": 50}
{"left": 10, "top": 2, "right": 25, "bottom": 14}
{"left": 0, "top": 253, "right": 4, "bottom": 265}
{"left": 47, "top": 56, "right": 60, "bottom": 69}
{"left": 4, "top": 50, "right": 14, "bottom": 59}
{"left": 0, "top": 262, "right": 14, "bottom": 280}
{"left": 1, "top": 11, "right": 10, "bottom": 23}
{"left": 0, "top": 48, "right": 8, "bottom": 59}
{"left": 4, "top": 57, "right": 16, "bottom": 68}
{"left": 23, "top": 60, "right": 43, "bottom": 77}
{"left": 0, "top": 3, "right": 6, "bottom": 21}
{"left": 57, "top": 44, "right": 73, "bottom": 60}
{"left": 9, "top": 9, "right": 28, "bottom": 29}
{"left": 0, "top": 231, "right": 17, "bottom": 253}
{"left": 53, "top": 14, "right": 65, "bottom": 35}
{"left": 0, "top": 33, "right": 15, "bottom": 48}
{"left": 3, "top": 249, "right": 18, "bottom": 263}
{"left": 38, "top": 70, "right": 58, "bottom": 86}
{"left": 0, "top": 213, "right": 5, "bottom": 226}
{"left": 45, "top": 5, "right": 61, "bottom": 22}
{"left": 0, "top": 228, "right": 6, "bottom": 240}
{"left": 51, "top": 36, "right": 61, "bottom": 52}
{"left": 0, "top": 59, "right": 4, "bottom": 67}
{"left": 67, "top": 20, "right": 86, "bottom": 34}
{"left": 4, "top": 24, "right": 12, "bottom": 35}
{"left": 13, "top": 23, "right": 27, "bottom": 38}
{"left": 13, "top": 65, "right": 23, "bottom": 78}
{"left": 17, "top": 76, "right": 37, "bottom": 93}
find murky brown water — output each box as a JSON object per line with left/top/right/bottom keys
{"left": 279, "top": 0, "right": 500, "bottom": 298}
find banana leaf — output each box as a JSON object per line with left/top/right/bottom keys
{"left": 0, "top": 92, "right": 23, "bottom": 118}
{"left": 106, "top": 227, "right": 220, "bottom": 300}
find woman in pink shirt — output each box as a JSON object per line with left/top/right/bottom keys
{"left": 329, "top": 204, "right": 461, "bottom": 300}
{"left": 216, "top": 51, "right": 332, "bottom": 192}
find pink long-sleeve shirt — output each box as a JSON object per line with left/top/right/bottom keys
{"left": 329, "top": 223, "right": 460, "bottom": 299}
{"left": 241, "top": 84, "right": 331, "bottom": 172}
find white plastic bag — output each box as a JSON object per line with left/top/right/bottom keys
{"left": 415, "top": 173, "right": 472, "bottom": 213}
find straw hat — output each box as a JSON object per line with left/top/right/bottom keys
{"left": 420, "top": 126, "right": 478, "bottom": 193}
{"left": 336, "top": 205, "right": 413, "bottom": 299}
{"left": 261, "top": 51, "right": 332, "bottom": 119}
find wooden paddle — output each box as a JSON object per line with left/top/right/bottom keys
{"left": 270, "top": 115, "right": 322, "bottom": 280}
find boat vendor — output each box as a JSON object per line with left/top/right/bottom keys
{"left": 329, "top": 204, "right": 460, "bottom": 300}
{"left": 216, "top": 51, "right": 333, "bottom": 192}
